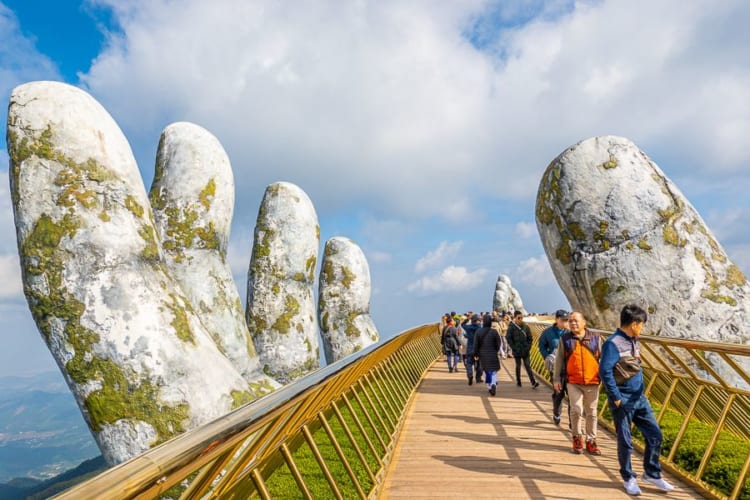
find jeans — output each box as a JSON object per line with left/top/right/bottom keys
{"left": 483, "top": 370, "right": 497, "bottom": 388}
{"left": 567, "top": 383, "right": 599, "bottom": 441}
{"left": 514, "top": 355, "right": 536, "bottom": 385}
{"left": 551, "top": 376, "right": 566, "bottom": 418}
{"left": 612, "top": 395, "right": 663, "bottom": 481}
{"left": 446, "top": 351, "right": 460, "bottom": 371}
{"left": 464, "top": 355, "right": 481, "bottom": 381}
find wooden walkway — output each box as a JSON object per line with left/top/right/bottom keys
{"left": 381, "top": 361, "right": 704, "bottom": 499}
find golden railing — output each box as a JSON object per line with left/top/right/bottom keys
{"left": 526, "top": 321, "right": 750, "bottom": 500}
{"left": 55, "top": 324, "right": 442, "bottom": 499}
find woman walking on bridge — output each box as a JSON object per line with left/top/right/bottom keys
{"left": 473, "top": 314, "right": 504, "bottom": 396}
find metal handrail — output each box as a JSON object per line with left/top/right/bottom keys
{"left": 54, "top": 323, "right": 442, "bottom": 499}
{"left": 525, "top": 321, "right": 750, "bottom": 500}
{"left": 55, "top": 320, "right": 750, "bottom": 499}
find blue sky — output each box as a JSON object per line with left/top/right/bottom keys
{"left": 1, "top": 0, "right": 749, "bottom": 378}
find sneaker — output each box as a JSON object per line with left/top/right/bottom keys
{"left": 476, "top": 377, "right": 483, "bottom": 383}
{"left": 572, "top": 435, "right": 584, "bottom": 454}
{"left": 468, "top": 377, "right": 473, "bottom": 386}
{"left": 489, "top": 384, "right": 497, "bottom": 396}
{"left": 623, "top": 477, "right": 641, "bottom": 496}
{"left": 586, "top": 439, "right": 601, "bottom": 455}
{"left": 532, "top": 381, "right": 540, "bottom": 389}
{"left": 553, "top": 415, "right": 561, "bottom": 426}
{"left": 448, "top": 367, "right": 453, "bottom": 373}
{"left": 516, "top": 381, "right": 522, "bottom": 387}
{"left": 643, "top": 475, "right": 674, "bottom": 492}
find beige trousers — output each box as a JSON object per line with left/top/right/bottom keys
{"left": 567, "top": 383, "right": 599, "bottom": 441}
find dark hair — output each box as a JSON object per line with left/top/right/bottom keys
{"left": 482, "top": 314, "right": 492, "bottom": 328}
{"left": 513, "top": 310, "right": 523, "bottom": 318}
{"left": 620, "top": 304, "right": 648, "bottom": 327}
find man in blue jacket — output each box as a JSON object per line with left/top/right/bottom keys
{"left": 461, "top": 314, "right": 482, "bottom": 385}
{"left": 599, "top": 304, "right": 675, "bottom": 496}
{"left": 539, "top": 309, "right": 569, "bottom": 425}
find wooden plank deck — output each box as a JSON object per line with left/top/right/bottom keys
{"left": 381, "top": 361, "right": 704, "bottom": 499}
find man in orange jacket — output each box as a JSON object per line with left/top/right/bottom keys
{"left": 553, "top": 311, "right": 602, "bottom": 455}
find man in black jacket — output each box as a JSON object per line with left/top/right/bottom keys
{"left": 461, "top": 314, "right": 482, "bottom": 385}
{"left": 507, "top": 311, "right": 539, "bottom": 388}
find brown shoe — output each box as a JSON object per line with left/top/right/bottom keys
{"left": 586, "top": 439, "right": 601, "bottom": 455}
{"left": 572, "top": 435, "right": 584, "bottom": 454}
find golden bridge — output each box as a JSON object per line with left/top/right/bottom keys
{"left": 55, "top": 323, "right": 750, "bottom": 499}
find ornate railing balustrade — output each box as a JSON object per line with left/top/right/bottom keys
{"left": 55, "top": 324, "right": 442, "bottom": 499}
{"left": 527, "top": 321, "right": 750, "bottom": 500}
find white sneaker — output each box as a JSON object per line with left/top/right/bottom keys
{"left": 624, "top": 477, "right": 642, "bottom": 496}
{"left": 643, "top": 475, "right": 675, "bottom": 491}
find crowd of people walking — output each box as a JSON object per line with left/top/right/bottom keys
{"left": 439, "top": 304, "right": 675, "bottom": 496}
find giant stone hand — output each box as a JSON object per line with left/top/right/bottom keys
{"left": 6, "top": 81, "right": 298, "bottom": 464}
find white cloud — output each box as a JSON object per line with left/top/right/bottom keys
{"left": 414, "top": 241, "right": 463, "bottom": 273}
{"left": 0, "top": 5, "right": 61, "bottom": 118}
{"left": 407, "top": 265, "right": 488, "bottom": 295}
{"left": 368, "top": 251, "right": 392, "bottom": 264}
{"left": 515, "top": 221, "right": 536, "bottom": 239}
{"left": 0, "top": 254, "right": 22, "bottom": 298}
{"left": 516, "top": 254, "right": 555, "bottom": 287}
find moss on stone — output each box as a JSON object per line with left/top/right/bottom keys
{"left": 231, "top": 390, "right": 256, "bottom": 410}
{"left": 125, "top": 195, "right": 144, "bottom": 219}
{"left": 322, "top": 259, "right": 335, "bottom": 285}
{"left": 272, "top": 295, "right": 300, "bottom": 334}
{"left": 663, "top": 225, "right": 686, "bottom": 247}
{"left": 272, "top": 282, "right": 281, "bottom": 294}
{"left": 304, "top": 337, "right": 312, "bottom": 352}
{"left": 726, "top": 265, "right": 747, "bottom": 288}
{"left": 593, "top": 220, "right": 610, "bottom": 250}
{"left": 165, "top": 294, "right": 196, "bottom": 344}
{"left": 248, "top": 379, "right": 276, "bottom": 398}
{"left": 535, "top": 161, "right": 562, "bottom": 226}
{"left": 648, "top": 306, "right": 656, "bottom": 314}
{"left": 591, "top": 278, "right": 611, "bottom": 311}
{"left": 568, "top": 222, "right": 585, "bottom": 241}
{"left": 321, "top": 311, "right": 330, "bottom": 331}
{"left": 138, "top": 225, "right": 161, "bottom": 262}
{"left": 305, "top": 254, "right": 316, "bottom": 282}
{"left": 292, "top": 272, "right": 305, "bottom": 282}
{"left": 345, "top": 312, "right": 360, "bottom": 337}
{"left": 555, "top": 241, "right": 572, "bottom": 265}
{"left": 637, "top": 238, "right": 652, "bottom": 251}
{"left": 616, "top": 285, "right": 626, "bottom": 293}
{"left": 341, "top": 266, "right": 356, "bottom": 288}
{"left": 159, "top": 204, "right": 220, "bottom": 261}
{"left": 600, "top": 154, "right": 618, "bottom": 169}
{"left": 199, "top": 178, "right": 216, "bottom": 210}
{"left": 98, "top": 211, "right": 111, "bottom": 222}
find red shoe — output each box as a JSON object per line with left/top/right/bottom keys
{"left": 586, "top": 439, "right": 601, "bottom": 455}
{"left": 572, "top": 435, "right": 584, "bottom": 454}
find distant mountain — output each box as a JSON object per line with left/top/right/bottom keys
{"left": 0, "top": 455, "right": 107, "bottom": 500}
{"left": 0, "top": 371, "right": 100, "bottom": 483}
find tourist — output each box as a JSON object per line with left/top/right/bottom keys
{"left": 473, "top": 314, "right": 503, "bottom": 396}
{"left": 539, "top": 309, "right": 570, "bottom": 425}
{"left": 461, "top": 314, "right": 482, "bottom": 385}
{"left": 553, "top": 311, "right": 602, "bottom": 455}
{"left": 599, "top": 304, "right": 675, "bottom": 495}
{"left": 507, "top": 310, "right": 539, "bottom": 388}
{"left": 441, "top": 318, "right": 461, "bottom": 373}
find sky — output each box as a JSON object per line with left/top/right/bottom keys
{"left": 0, "top": 0, "right": 749, "bottom": 378}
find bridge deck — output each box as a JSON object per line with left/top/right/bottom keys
{"left": 381, "top": 361, "right": 704, "bottom": 499}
